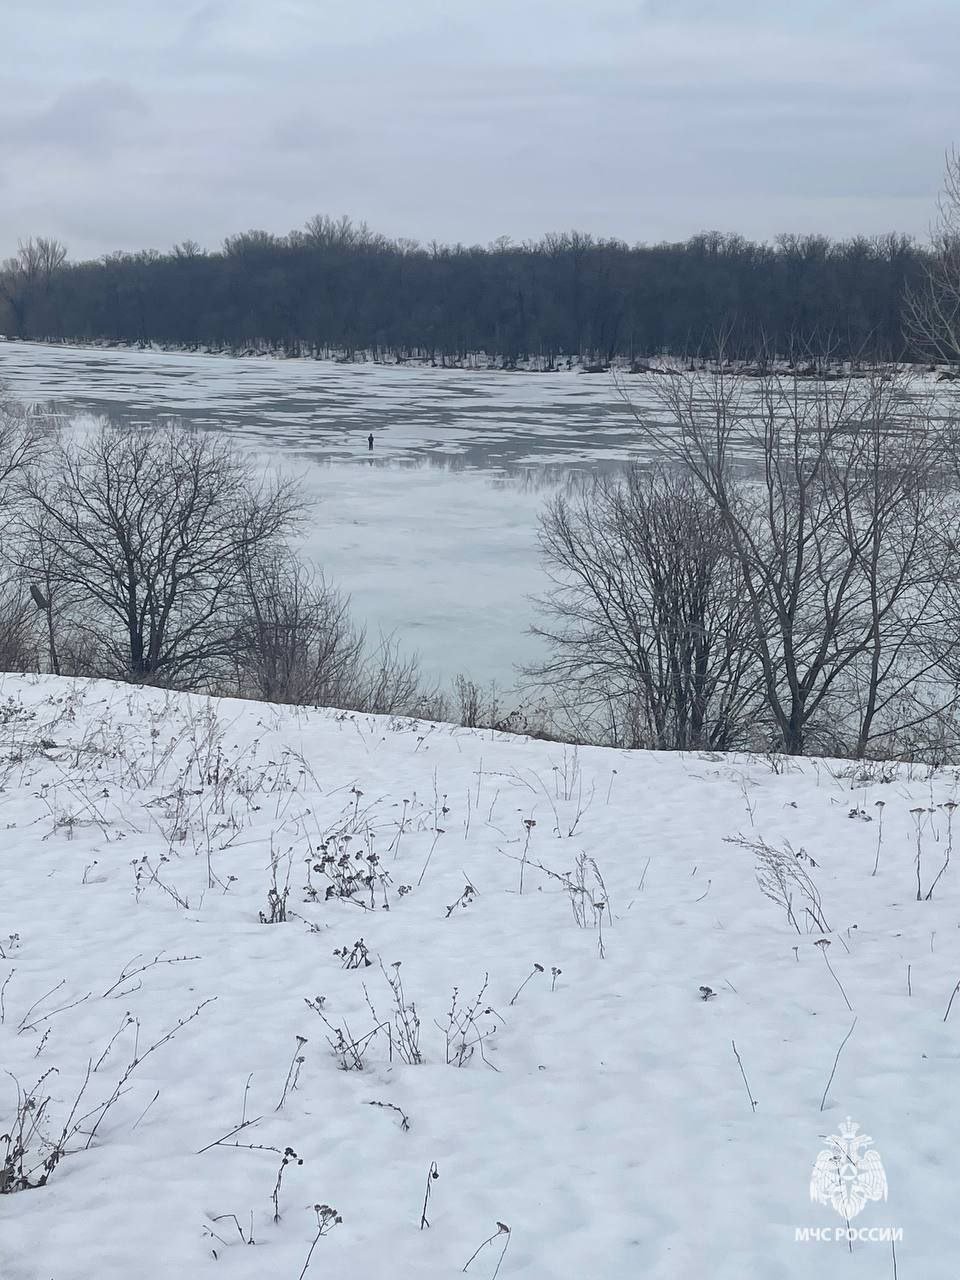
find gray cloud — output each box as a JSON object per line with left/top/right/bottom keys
{"left": 1, "top": 0, "right": 957, "bottom": 260}
{"left": 14, "top": 81, "right": 149, "bottom": 155}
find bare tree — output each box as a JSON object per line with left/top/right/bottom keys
{"left": 19, "top": 421, "right": 303, "bottom": 687}
{"left": 350, "top": 634, "right": 441, "bottom": 718}
{"left": 831, "top": 396, "right": 955, "bottom": 756}
{"left": 0, "top": 238, "right": 67, "bottom": 338}
{"left": 0, "top": 398, "right": 48, "bottom": 670}
{"left": 230, "top": 541, "right": 442, "bottom": 714}
{"left": 0, "top": 399, "right": 42, "bottom": 502}
{"left": 233, "top": 549, "right": 365, "bottom": 704}
{"left": 532, "top": 466, "right": 761, "bottom": 750}
{"left": 0, "top": 588, "right": 38, "bottom": 672}
{"left": 634, "top": 366, "right": 954, "bottom": 755}
{"left": 906, "top": 148, "right": 960, "bottom": 363}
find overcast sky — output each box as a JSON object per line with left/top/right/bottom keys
{"left": 3, "top": 0, "right": 959, "bottom": 261}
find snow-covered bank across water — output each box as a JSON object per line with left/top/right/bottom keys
{"left": 0, "top": 676, "right": 958, "bottom": 1278}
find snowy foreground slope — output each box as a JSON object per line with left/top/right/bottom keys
{"left": 1, "top": 678, "right": 958, "bottom": 1279}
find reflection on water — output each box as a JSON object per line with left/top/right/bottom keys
{"left": 305, "top": 452, "right": 611, "bottom": 493}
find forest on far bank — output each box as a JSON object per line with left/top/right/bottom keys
{"left": 0, "top": 218, "right": 930, "bottom": 365}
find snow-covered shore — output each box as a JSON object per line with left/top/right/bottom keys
{"left": 1, "top": 675, "right": 957, "bottom": 1278}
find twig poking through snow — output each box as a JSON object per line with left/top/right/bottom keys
{"left": 19, "top": 988, "right": 91, "bottom": 1034}
{"left": 271, "top": 1146, "right": 302, "bottom": 1222}
{"left": 871, "top": 801, "right": 885, "bottom": 875}
{"left": 275, "top": 1036, "right": 307, "bottom": 1110}
{"left": 731, "top": 1040, "right": 757, "bottom": 1112}
{"left": 365, "top": 1099, "right": 410, "bottom": 1131}
{"left": 419, "top": 1160, "right": 439, "bottom": 1229}
{"left": 16, "top": 979, "right": 65, "bottom": 1033}
{"left": 942, "top": 978, "right": 960, "bottom": 1022}
{"left": 509, "top": 963, "right": 544, "bottom": 1006}
{"left": 819, "top": 1018, "right": 857, "bottom": 1112}
{"left": 196, "top": 1116, "right": 263, "bottom": 1156}
{"left": 82, "top": 999, "right": 216, "bottom": 1150}
{"left": 417, "top": 829, "right": 444, "bottom": 887}
{"left": 926, "top": 800, "right": 955, "bottom": 899}
{"left": 297, "top": 1204, "right": 342, "bottom": 1279}
{"left": 815, "top": 940, "right": 853, "bottom": 1012}
{"left": 462, "top": 1222, "right": 511, "bottom": 1277}
{"left": 93, "top": 1013, "right": 134, "bottom": 1072}
{"left": 0, "top": 969, "right": 15, "bottom": 1024}
{"left": 131, "top": 1089, "right": 159, "bottom": 1130}
{"left": 519, "top": 818, "right": 535, "bottom": 894}
{"left": 100, "top": 951, "right": 200, "bottom": 999}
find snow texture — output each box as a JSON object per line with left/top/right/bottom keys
{"left": 0, "top": 675, "right": 956, "bottom": 1277}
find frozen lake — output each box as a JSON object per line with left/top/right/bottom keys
{"left": 0, "top": 342, "right": 666, "bottom": 687}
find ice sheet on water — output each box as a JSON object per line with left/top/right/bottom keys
{"left": 0, "top": 344, "right": 658, "bottom": 685}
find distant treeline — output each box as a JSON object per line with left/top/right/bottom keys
{"left": 0, "top": 217, "right": 930, "bottom": 364}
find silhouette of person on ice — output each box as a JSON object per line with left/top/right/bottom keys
{"left": 367, "top": 433, "right": 374, "bottom": 451}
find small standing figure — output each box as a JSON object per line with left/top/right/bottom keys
{"left": 367, "top": 432, "right": 374, "bottom": 451}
